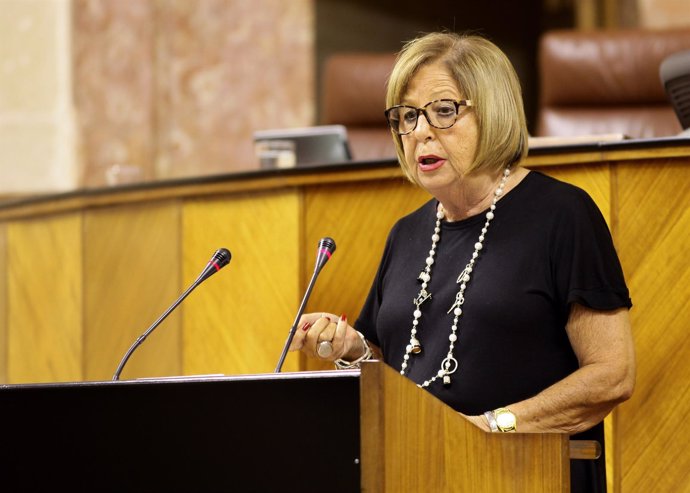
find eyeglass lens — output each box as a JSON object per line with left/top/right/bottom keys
{"left": 387, "top": 100, "right": 462, "bottom": 134}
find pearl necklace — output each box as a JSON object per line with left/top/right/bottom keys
{"left": 400, "top": 167, "right": 511, "bottom": 388}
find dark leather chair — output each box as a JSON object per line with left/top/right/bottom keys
{"left": 537, "top": 28, "right": 690, "bottom": 138}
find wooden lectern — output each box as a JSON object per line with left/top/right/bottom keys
{"left": 0, "top": 361, "right": 571, "bottom": 492}
{"left": 360, "top": 361, "right": 570, "bottom": 492}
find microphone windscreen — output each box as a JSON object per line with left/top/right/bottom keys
{"left": 214, "top": 248, "right": 232, "bottom": 268}
{"left": 318, "top": 237, "right": 336, "bottom": 255}
{"left": 314, "top": 237, "right": 336, "bottom": 273}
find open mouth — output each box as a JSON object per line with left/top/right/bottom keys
{"left": 418, "top": 155, "right": 446, "bottom": 171}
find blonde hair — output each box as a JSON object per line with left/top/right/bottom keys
{"left": 386, "top": 32, "right": 528, "bottom": 184}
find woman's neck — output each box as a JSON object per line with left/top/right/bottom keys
{"left": 438, "top": 166, "right": 529, "bottom": 222}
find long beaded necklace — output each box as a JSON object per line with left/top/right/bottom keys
{"left": 400, "top": 166, "right": 511, "bottom": 388}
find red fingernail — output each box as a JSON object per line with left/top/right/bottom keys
{"left": 340, "top": 314, "right": 347, "bottom": 323}
{"left": 302, "top": 322, "right": 312, "bottom": 331}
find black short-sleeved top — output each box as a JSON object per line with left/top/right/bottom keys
{"left": 356, "top": 171, "right": 631, "bottom": 493}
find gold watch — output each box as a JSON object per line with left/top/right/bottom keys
{"left": 494, "top": 407, "right": 517, "bottom": 432}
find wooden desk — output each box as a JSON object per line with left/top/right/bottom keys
{"left": 0, "top": 137, "right": 689, "bottom": 492}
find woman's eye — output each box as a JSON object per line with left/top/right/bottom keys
{"left": 435, "top": 105, "right": 456, "bottom": 117}
{"left": 403, "top": 110, "right": 417, "bottom": 122}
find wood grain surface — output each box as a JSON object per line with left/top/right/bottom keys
{"left": 0, "top": 224, "right": 6, "bottom": 382}
{"left": 616, "top": 159, "right": 690, "bottom": 493}
{"left": 83, "top": 201, "right": 181, "bottom": 381}
{"left": 181, "top": 190, "right": 301, "bottom": 375}
{"left": 7, "top": 213, "right": 83, "bottom": 383}
{"left": 361, "top": 361, "right": 569, "bottom": 492}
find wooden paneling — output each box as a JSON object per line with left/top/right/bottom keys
{"left": 83, "top": 202, "right": 181, "bottom": 381}
{"left": 361, "top": 361, "right": 569, "bottom": 492}
{"left": 7, "top": 213, "right": 82, "bottom": 383}
{"left": 181, "top": 190, "right": 301, "bottom": 375}
{"left": 617, "top": 159, "right": 690, "bottom": 493}
{"left": 535, "top": 162, "right": 618, "bottom": 490}
{"left": 302, "top": 177, "right": 430, "bottom": 371}
{"left": 0, "top": 224, "right": 7, "bottom": 383}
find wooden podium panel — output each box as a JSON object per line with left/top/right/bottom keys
{"left": 360, "top": 362, "right": 569, "bottom": 493}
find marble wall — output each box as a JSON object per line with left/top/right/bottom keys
{"left": 73, "top": 0, "right": 155, "bottom": 186}
{"left": 0, "top": 0, "right": 314, "bottom": 193}
{"left": 74, "top": 0, "right": 315, "bottom": 187}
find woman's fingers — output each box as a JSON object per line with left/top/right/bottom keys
{"left": 288, "top": 320, "right": 311, "bottom": 351}
{"left": 331, "top": 314, "right": 348, "bottom": 359}
{"left": 289, "top": 313, "right": 334, "bottom": 351}
{"left": 304, "top": 316, "right": 334, "bottom": 358}
{"left": 288, "top": 312, "right": 346, "bottom": 361}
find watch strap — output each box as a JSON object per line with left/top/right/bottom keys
{"left": 483, "top": 410, "right": 498, "bottom": 432}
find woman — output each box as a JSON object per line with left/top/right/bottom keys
{"left": 290, "top": 32, "right": 635, "bottom": 492}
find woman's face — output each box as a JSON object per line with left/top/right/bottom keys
{"left": 400, "top": 60, "right": 479, "bottom": 195}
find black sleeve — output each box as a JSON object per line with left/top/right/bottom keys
{"left": 551, "top": 187, "right": 632, "bottom": 311}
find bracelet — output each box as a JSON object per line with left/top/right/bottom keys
{"left": 334, "top": 331, "right": 372, "bottom": 370}
{"left": 484, "top": 410, "right": 498, "bottom": 432}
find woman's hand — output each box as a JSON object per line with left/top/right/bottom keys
{"left": 288, "top": 312, "right": 365, "bottom": 362}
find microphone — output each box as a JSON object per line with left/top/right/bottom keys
{"left": 112, "top": 248, "right": 232, "bottom": 381}
{"left": 275, "top": 237, "right": 336, "bottom": 372}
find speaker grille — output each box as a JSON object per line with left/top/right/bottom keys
{"left": 665, "top": 74, "right": 690, "bottom": 129}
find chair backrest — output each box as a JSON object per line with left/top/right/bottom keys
{"left": 537, "top": 28, "right": 690, "bottom": 138}
{"left": 321, "top": 53, "right": 397, "bottom": 161}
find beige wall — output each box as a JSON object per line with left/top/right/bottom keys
{"left": 638, "top": 0, "right": 690, "bottom": 28}
{"left": 574, "top": 0, "right": 690, "bottom": 28}
{"left": 0, "top": 0, "right": 78, "bottom": 195}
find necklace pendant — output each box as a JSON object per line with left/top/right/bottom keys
{"left": 443, "top": 373, "right": 451, "bottom": 386}
{"left": 414, "top": 289, "right": 432, "bottom": 308}
{"left": 410, "top": 337, "right": 422, "bottom": 354}
{"left": 447, "top": 292, "right": 464, "bottom": 314}
{"left": 456, "top": 265, "right": 471, "bottom": 284}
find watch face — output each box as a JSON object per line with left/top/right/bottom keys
{"left": 496, "top": 410, "right": 516, "bottom": 430}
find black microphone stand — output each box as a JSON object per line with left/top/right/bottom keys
{"left": 112, "top": 248, "right": 231, "bottom": 381}
{"left": 112, "top": 280, "right": 200, "bottom": 381}
{"left": 274, "top": 237, "right": 335, "bottom": 372}
{"left": 274, "top": 267, "right": 322, "bottom": 373}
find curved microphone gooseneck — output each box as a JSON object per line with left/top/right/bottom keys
{"left": 274, "top": 237, "right": 336, "bottom": 372}
{"left": 112, "top": 248, "right": 232, "bottom": 381}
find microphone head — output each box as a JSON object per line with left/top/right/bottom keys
{"left": 314, "top": 237, "right": 336, "bottom": 272}
{"left": 318, "top": 237, "right": 336, "bottom": 256}
{"left": 197, "top": 247, "right": 232, "bottom": 283}
{"left": 213, "top": 248, "right": 232, "bottom": 268}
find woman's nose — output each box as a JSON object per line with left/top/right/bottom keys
{"left": 412, "top": 111, "right": 434, "bottom": 141}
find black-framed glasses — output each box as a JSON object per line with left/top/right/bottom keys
{"left": 384, "top": 99, "right": 473, "bottom": 135}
